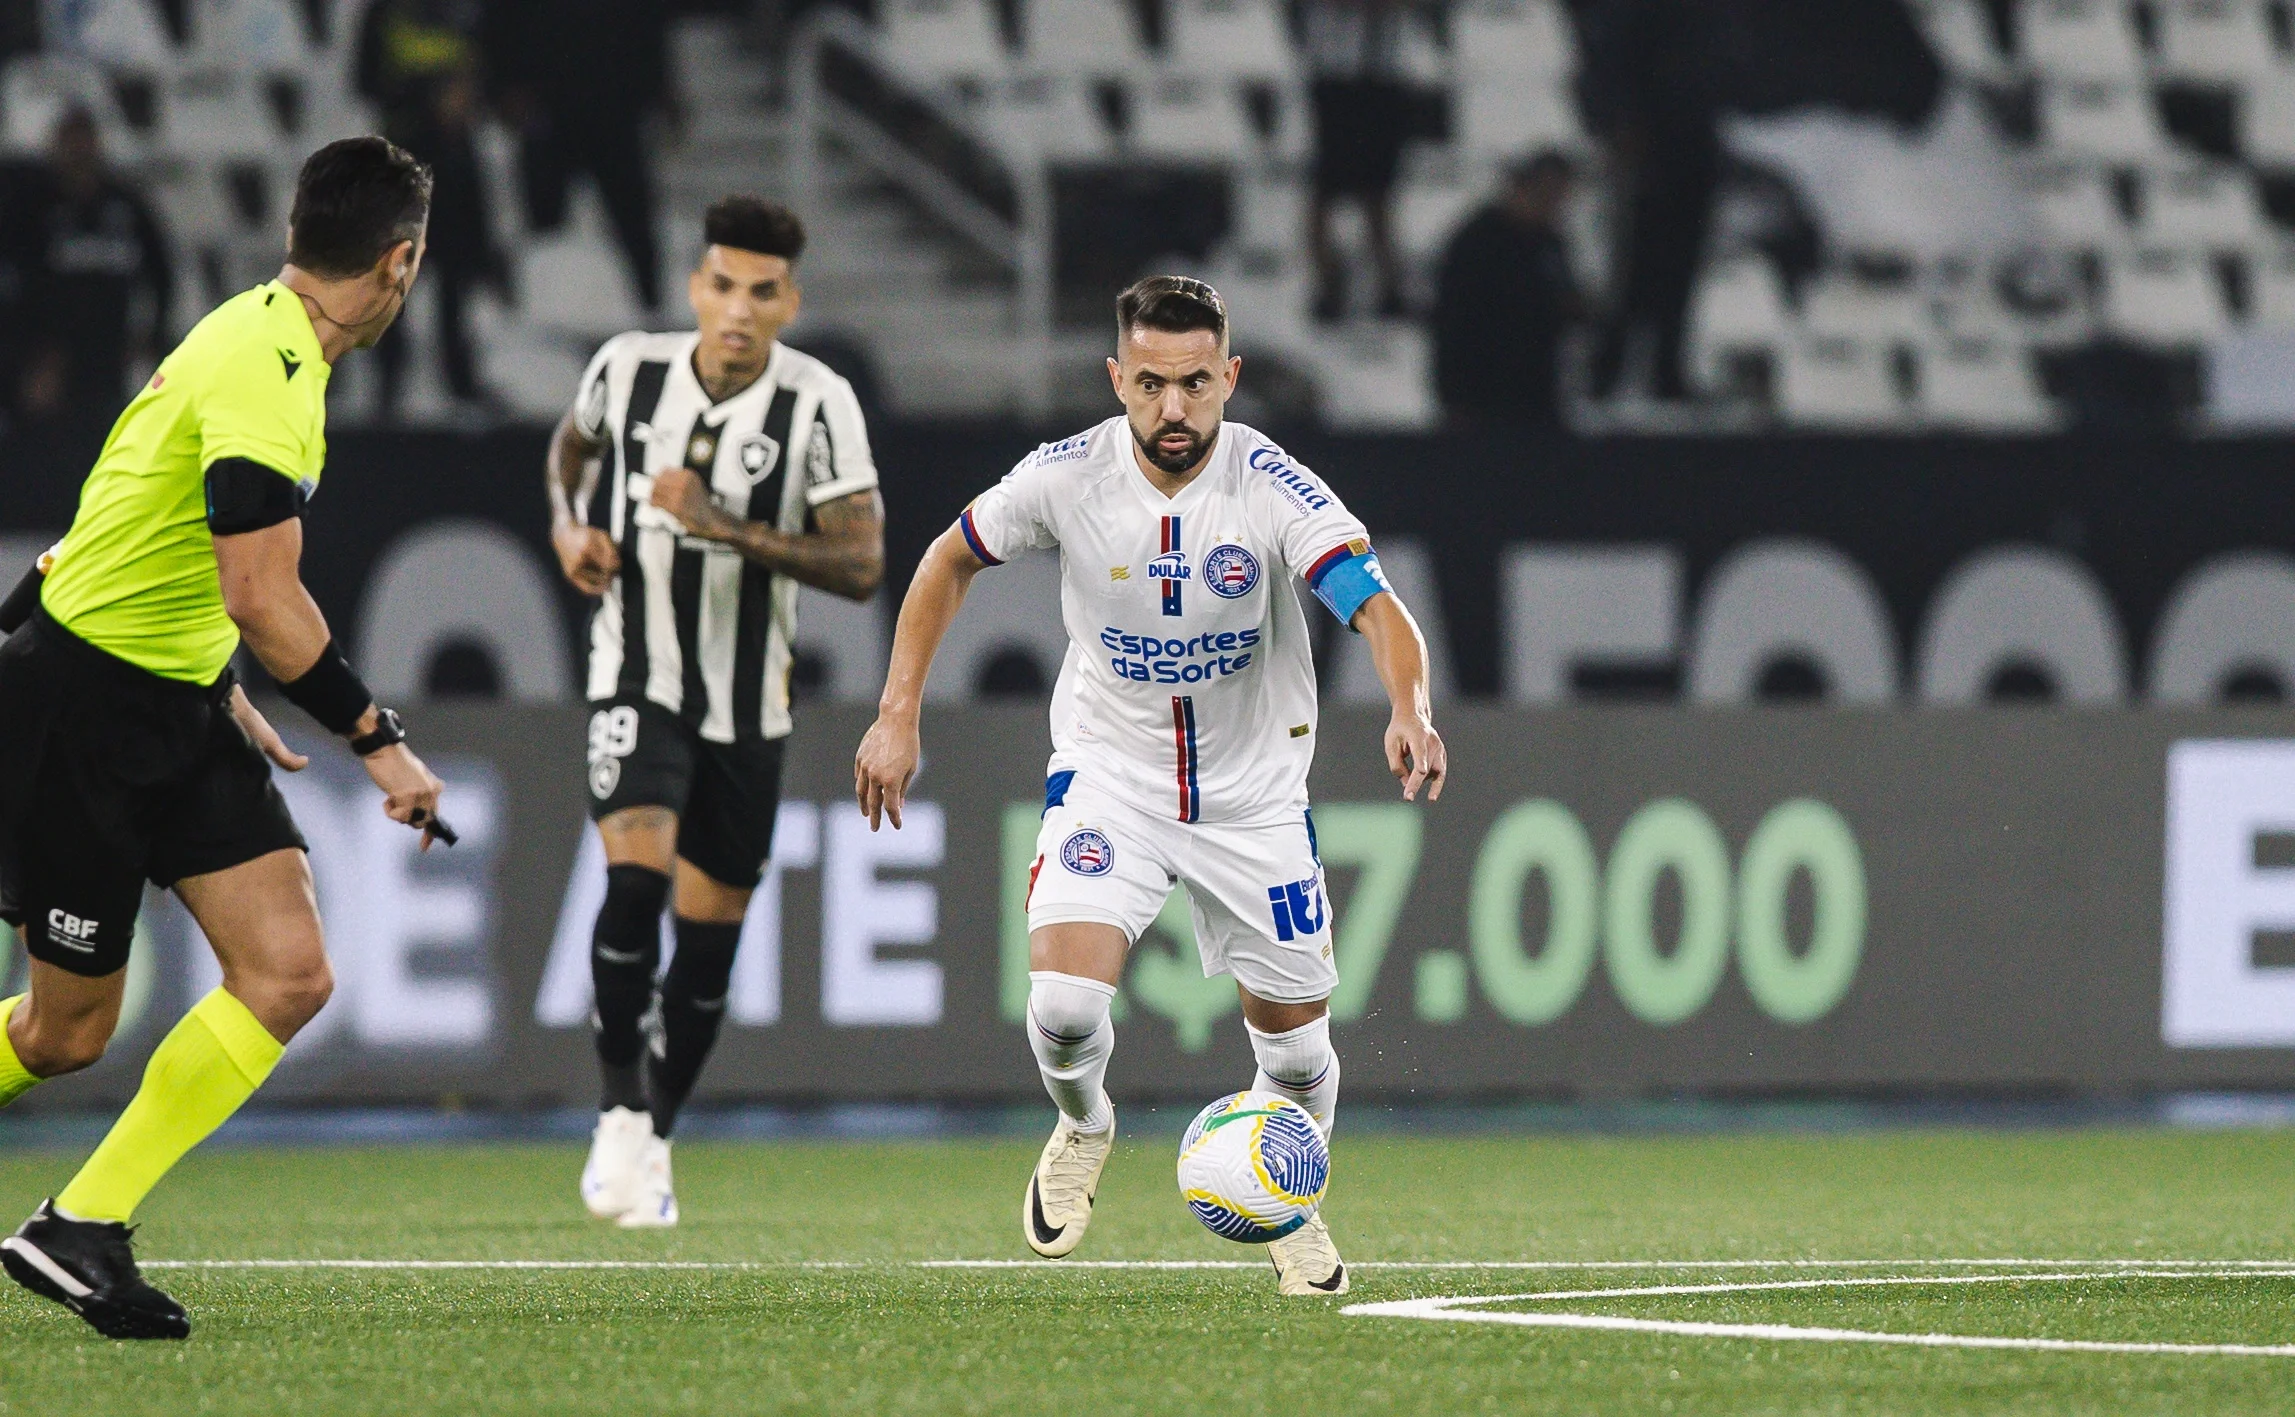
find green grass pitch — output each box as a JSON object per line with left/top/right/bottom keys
{"left": 0, "top": 1127, "right": 2289, "bottom": 1414}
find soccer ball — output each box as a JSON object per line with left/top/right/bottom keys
{"left": 1175, "top": 1091, "right": 1329, "bottom": 1244}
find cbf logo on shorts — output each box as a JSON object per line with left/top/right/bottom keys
{"left": 1061, "top": 828, "right": 1115, "bottom": 876}
{"left": 45, "top": 909, "right": 98, "bottom": 953}
{"left": 1202, "top": 544, "right": 1260, "bottom": 599}
{"left": 1266, "top": 875, "right": 1328, "bottom": 941}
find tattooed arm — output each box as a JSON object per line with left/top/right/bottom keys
{"left": 546, "top": 409, "right": 619, "bottom": 596}
{"left": 647, "top": 471, "right": 886, "bottom": 601}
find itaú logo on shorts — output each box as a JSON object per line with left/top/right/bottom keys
{"left": 1267, "top": 875, "right": 1328, "bottom": 942}
{"left": 1100, "top": 626, "right": 1260, "bottom": 684}
{"left": 45, "top": 909, "right": 98, "bottom": 950}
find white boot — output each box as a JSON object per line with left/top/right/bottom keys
{"left": 1269, "top": 1212, "right": 1348, "bottom": 1296}
{"left": 1021, "top": 1102, "right": 1115, "bottom": 1258}
{"left": 617, "top": 1136, "right": 680, "bottom": 1229}
{"left": 579, "top": 1106, "right": 654, "bottom": 1220}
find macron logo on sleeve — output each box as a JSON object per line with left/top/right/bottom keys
{"left": 280, "top": 350, "right": 302, "bottom": 381}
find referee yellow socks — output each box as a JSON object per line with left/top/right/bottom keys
{"left": 0, "top": 996, "right": 40, "bottom": 1108}
{"left": 56, "top": 988, "right": 282, "bottom": 1224}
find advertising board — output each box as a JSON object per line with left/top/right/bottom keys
{"left": 18, "top": 704, "right": 2295, "bottom": 1108}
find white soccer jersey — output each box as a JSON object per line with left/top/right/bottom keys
{"left": 573, "top": 332, "right": 878, "bottom": 741}
{"left": 959, "top": 417, "right": 1385, "bottom": 826}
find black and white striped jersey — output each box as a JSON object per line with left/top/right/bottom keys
{"left": 573, "top": 332, "right": 877, "bottom": 742}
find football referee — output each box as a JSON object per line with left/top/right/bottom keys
{"left": 0, "top": 138, "right": 448, "bottom": 1340}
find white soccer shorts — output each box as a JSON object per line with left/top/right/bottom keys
{"left": 1025, "top": 772, "right": 1338, "bottom": 1005}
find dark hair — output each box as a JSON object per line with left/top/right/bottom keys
{"left": 1116, "top": 275, "right": 1228, "bottom": 348}
{"left": 288, "top": 137, "right": 432, "bottom": 278}
{"left": 705, "top": 196, "right": 806, "bottom": 263}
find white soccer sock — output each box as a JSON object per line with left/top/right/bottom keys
{"left": 1249, "top": 1015, "right": 1340, "bottom": 1134}
{"left": 1027, "top": 971, "right": 1116, "bottom": 1134}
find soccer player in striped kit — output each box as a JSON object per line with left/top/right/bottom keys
{"left": 855, "top": 276, "right": 1446, "bottom": 1295}
{"left": 547, "top": 197, "right": 884, "bottom": 1226}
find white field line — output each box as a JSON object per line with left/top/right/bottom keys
{"left": 133, "top": 1257, "right": 2294, "bottom": 1273}
{"left": 913, "top": 1258, "right": 2295, "bottom": 1273}
{"left": 1343, "top": 1267, "right": 2295, "bottom": 1359}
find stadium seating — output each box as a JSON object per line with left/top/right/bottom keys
{"left": 880, "top": 0, "right": 1010, "bottom": 88}
{"left": 2238, "top": 73, "right": 2295, "bottom": 164}
{"left": 2040, "top": 80, "right": 2172, "bottom": 162}
{"left": 2028, "top": 163, "right": 2128, "bottom": 247}
{"left": 2019, "top": 0, "right": 2146, "bottom": 81}
{"left": 2154, "top": 0, "right": 2279, "bottom": 83}
{"left": 2138, "top": 164, "right": 2264, "bottom": 247}
{"left": 14, "top": 0, "right": 2294, "bottom": 433}
{"left": 1778, "top": 334, "right": 1906, "bottom": 429}
{"left": 1022, "top": 0, "right": 1150, "bottom": 76}
{"left": 1916, "top": 334, "right": 2059, "bottom": 429}
{"left": 1686, "top": 257, "right": 1791, "bottom": 391}
{"left": 2251, "top": 242, "right": 2295, "bottom": 324}
{"left": 1165, "top": 0, "right": 1297, "bottom": 83}
{"left": 1912, "top": 0, "right": 2012, "bottom": 81}
{"left": 2103, "top": 247, "right": 2231, "bottom": 344}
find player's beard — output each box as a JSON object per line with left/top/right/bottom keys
{"left": 1132, "top": 419, "right": 1210, "bottom": 476}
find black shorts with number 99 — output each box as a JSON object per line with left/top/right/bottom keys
{"left": 585, "top": 697, "right": 786, "bottom": 889}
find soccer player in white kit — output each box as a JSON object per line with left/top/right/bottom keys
{"left": 855, "top": 277, "right": 1445, "bottom": 1296}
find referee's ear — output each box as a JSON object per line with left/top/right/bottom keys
{"left": 378, "top": 234, "right": 423, "bottom": 292}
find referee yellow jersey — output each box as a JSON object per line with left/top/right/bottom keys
{"left": 41, "top": 282, "right": 329, "bottom": 685}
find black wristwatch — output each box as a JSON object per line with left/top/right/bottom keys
{"left": 349, "top": 707, "right": 407, "bottom": 757}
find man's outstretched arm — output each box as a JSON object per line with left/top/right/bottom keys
{"left": 1353, "top": 590, "right": 1447, "bottom": 802}
{"left": 649, "top": 468, "right": 885, "bottom": 601}
{"left": 853, "top": 526, "right": 987, "bottom": 830}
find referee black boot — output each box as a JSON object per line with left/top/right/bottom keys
{"left": 1, "top": 1199, "right": 189, "bottom": 1339}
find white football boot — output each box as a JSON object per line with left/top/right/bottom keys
{"left": 617, "top": 1136, "right": 680, "bottom": 1228}
{"left": 580, "top": 1106, "right": 654, "bottom": 1219}
{"left": 1269, "top": 1212, "right": 1348, "bottom": 1296}
{"left": 1021, "top": 1103, "right": 1115, "bottom": 1258}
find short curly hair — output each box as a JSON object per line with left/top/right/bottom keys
{"left": 705, "top": 196, "right": 806, "bottom": 263}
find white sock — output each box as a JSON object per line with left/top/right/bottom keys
{"left": 1249, "top": 1015, "right": 1340, "bottom": 1134}
{"left": 1027, "top": 971, "right": 1116, "bottom": 1134}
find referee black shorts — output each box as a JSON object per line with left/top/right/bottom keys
{"left": 0, "top": 609, "right": 307, "bottom": 977}
{"left": 584, "top": 696, "right": 785, "bottom": 890}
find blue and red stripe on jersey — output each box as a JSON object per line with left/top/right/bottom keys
{"left": 1171, "top": 694, "right": 1201, "bottom": 822}
{"left": 957, "top": 508, "right": 1001, "bottom": 565}
{"left": 1304, "top": 540, "right": 1363, "bottom": 588}
{"left": 1159, "top": 515, "right": 1183, "bottom": 616}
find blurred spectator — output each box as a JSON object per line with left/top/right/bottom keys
{"left": 1575, "top": 0, "right": 1940, "bottom": 405}
{"left": 1431, "top": 151, "right": 1583, "bottom": 430}
{"left": 485, "top": 0, "right": 674, "bottom": 313}
{"left": 356, "top": 0, "right": 508, "bottom": 418}
{"left": 0, "top": 107, "right": 172, "bottom": 429}
{"left": 1302, "top": 0, "right": 1416, "bottom": 323}
{"left": 1576, "top": 0, "right": 1723, "bottom": 405}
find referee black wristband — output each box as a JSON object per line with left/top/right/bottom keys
{"left": 278, "top": 640, "right": 374, "bottom": 736}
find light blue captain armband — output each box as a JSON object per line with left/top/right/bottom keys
{"left": 1304, "top": 541, "right": 1391, "bottom": 629}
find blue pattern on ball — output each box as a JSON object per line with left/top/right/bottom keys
{"left": 1257, "top": 1107, "right": 1330, "bottom": 1201}
{"left": 1186, "top": 1198, "right": 1309, "bottom": 1244}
